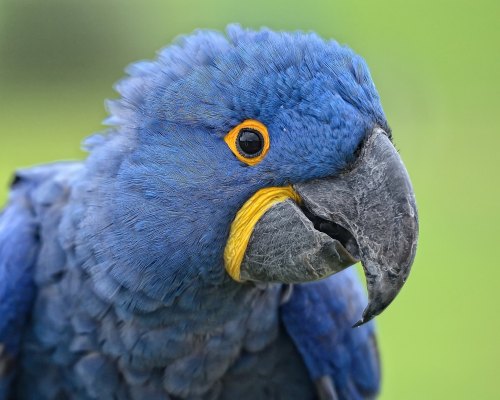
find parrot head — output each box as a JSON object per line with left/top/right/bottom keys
{"left": 95, "top": 25, "right": 418, "bottom": 324}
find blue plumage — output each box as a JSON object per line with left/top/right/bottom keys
{"left": 282, "top": 270, "right": 380, "bottom": 399}
{"left": 0, "top": 26, "right": 386, "bottom": 399}
{"left": 0, "top": 176, "right": 38, "bottom": 398}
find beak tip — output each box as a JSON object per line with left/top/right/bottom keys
{"left": 352, "top": 319, "right": 364, "bottom": 328}
{"left": 352, "top": 302, "right": 380, "bottom": 328}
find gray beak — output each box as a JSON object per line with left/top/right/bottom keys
{"left": 240, "top": 128, "right": 418, "bottom": 325}
{"left": 294, "top": 129, "right": 418, "bottom": 325}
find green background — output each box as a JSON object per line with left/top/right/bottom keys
{"left": 0, "top": 1, "right": 498, "bottom": 398}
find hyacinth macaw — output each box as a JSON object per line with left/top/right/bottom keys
{"left": 0, "top": 26, "right": 418, "bottom": 399}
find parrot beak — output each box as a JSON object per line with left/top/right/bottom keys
{"left": 225, "top": 128, "right": 418, "bottom": 324}
{"left": 293, "top": 128, "right": 419, "bottom": 325}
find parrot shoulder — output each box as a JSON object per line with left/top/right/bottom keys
{"left": 0, "top": 162, "right": 82, "bottom": 399}
{"left": 280, "top": 268, "right": 381, "bottom": 400}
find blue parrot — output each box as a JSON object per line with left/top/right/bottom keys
{"left": 0, "top": 26, "right": 418, "bottom": 399}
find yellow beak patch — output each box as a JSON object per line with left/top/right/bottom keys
{"left": 224, "top": 185, "right": 302, "bottom": 282}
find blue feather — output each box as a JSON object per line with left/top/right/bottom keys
{"left": 0, "top": 174, "right": 38, "bottom": 398}
{"left": 281, "top": 268, "right": 381, "bottom": 399}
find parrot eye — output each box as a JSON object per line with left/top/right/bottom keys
{"left": 237, "top": 129, "right": 263, "bottom": 157}
{"left": 224, "top": 119, "right": 270, "bottom": 166}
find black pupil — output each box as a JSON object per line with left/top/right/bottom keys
{"left": 237, "top": 128, "right": 263, "bottom": 156}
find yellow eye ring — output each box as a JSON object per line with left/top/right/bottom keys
{"left": 224, "top": 119, "right": 270, "bottom": 166}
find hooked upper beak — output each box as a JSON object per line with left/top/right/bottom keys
{"left": 225, "top": 128, "right": 419, "bottom": 325}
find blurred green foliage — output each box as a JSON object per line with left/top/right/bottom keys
{"left": 0, "top": 1, "right": 499, "bottom": 399}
